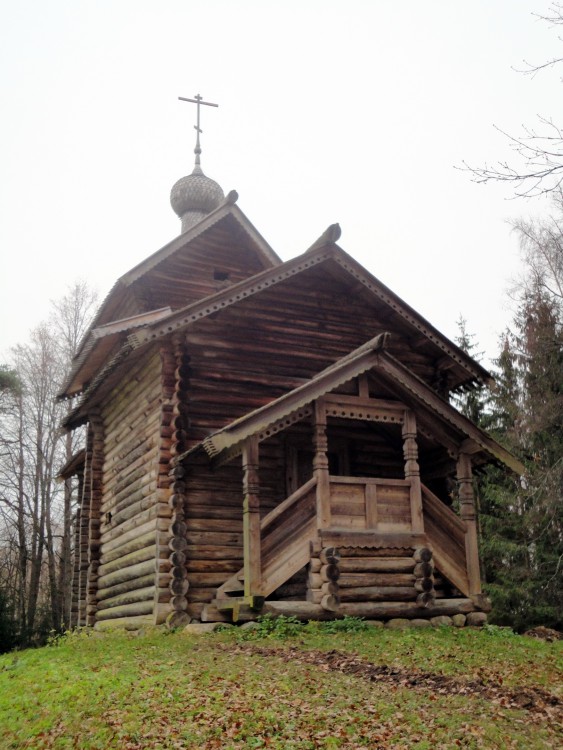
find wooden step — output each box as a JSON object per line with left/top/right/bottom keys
{"left": 215, "top": 572, "right": 244, "bottom": 597}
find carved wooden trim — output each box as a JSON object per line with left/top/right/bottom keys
{"left": 242, "top": 437, "right": 261, "bottom": 596}
{"left": 457, "top": 453, "right": 481, "bottom": 595}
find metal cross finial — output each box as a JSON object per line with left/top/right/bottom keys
{"left": 178, "top": 94, "right": 219, "bottom": 169}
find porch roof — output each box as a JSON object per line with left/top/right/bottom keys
{"left": 177, "top": 335, "right": 524, "bottom": 475}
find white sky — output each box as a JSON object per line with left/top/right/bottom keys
{"left": 1, "top": 0, "right": 561, "bottom": 367}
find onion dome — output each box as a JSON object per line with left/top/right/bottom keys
{"left": 170, "top": 164, "right": 224, "bottom": 233}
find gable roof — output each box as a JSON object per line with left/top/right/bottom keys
{"left": 179, "top": 334, "right": 523, "bottom": 475}
{"left": 60, "top": 197, "right": 281, "bottom": 399}
{"left": 127, "top": 240, "right": 492, "bottom": 387}
{"left": 60, "top": 223, "right": 492, "bottom": 420}
{"left": 118, "top": 193, "right": 281, "bottom": 289}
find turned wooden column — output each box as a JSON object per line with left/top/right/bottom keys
{"left": 457, "top": 452, "right": 481, "bottom": 595}
{"left": 402, "top": 410, "right": 424, "bottom": 534}
{"left": 313, "top": 399, "right": 331, "bottom": 529}
{"left": 242, "top": 436, "right": 261, "bottom": 597}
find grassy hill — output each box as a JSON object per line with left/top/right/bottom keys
{"left": 0, "top": 619, "right": 561, "bottom": 749}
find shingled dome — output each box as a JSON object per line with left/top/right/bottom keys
{"left": 170, "top": 165, "right": 224, "bottom": 233}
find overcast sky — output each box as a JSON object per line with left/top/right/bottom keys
{"left": 1, "top": 0, "right": 561, "bottom": 367}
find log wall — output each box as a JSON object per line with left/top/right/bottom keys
{"left": 93, "top": 350, "right": 168, "bottom": 627}
{"left": 182, "top": 266, "right": 445, "bottom": 448}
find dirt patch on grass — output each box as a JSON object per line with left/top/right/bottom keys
{"left": 223, "top": 643, "right": 562, "bottom": 721}
{"left": 524, "top": 626, "right": 562, "bottom": 642}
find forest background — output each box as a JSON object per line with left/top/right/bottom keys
{"left": 1, "top": 4, "right": 562, "bottom": 649}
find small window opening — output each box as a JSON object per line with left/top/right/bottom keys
{"left": 214, "top": 270, "right": 230, "bottom": 281}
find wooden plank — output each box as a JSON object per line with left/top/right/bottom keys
{"left": 365, "top": 482, "right": 378, "bottom": 528}
{"left": 260, "top": 477, "right": 317, "bottom": 531}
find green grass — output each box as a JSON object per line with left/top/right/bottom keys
{"left": 0, "top": 623, "right": 561, "bottom": 749}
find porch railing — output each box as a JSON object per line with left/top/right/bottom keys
{"left": 329, "top": 476, "right": 412, "bottom": 532}
{"left": 421, "top": 483, "right": 469, "bottom": 596}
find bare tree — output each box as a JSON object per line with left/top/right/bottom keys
{"left": 0, "top": 281, "right": 98, "bottom": 645}
{"left": 462, "top": 3, "right": 563, "bottom": 198}
{"left": 511, "top": 191, "right": 563, "bottom": 300}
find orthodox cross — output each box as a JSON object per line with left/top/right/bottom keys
{"left": 178, "top": 94, "right": 219, "bottom": 168}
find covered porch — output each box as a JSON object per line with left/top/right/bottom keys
{"left": 175, "top": 335, "right": 520, "bottom": 621}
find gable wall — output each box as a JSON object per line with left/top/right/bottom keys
{"left": 132, "top": 238, "right": 269, "bottom": 314}
{"left": 182, "top": 267, "right": 442, "bottom": 447}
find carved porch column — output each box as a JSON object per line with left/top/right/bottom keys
{"left": 457, "top": 452, "right": 481, "bottom": 595}
{"left": 242, "top": 436, "right": 262, "bottom": 597}
{"left": 313, "top": 399, "right": 331, "bottom": 529}
{"left": 402, "top": 410, "right": 424, "bottom": 534}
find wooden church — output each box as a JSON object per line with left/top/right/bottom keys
{"left": 58, "top": 99, "right": 522, "bottom": 629}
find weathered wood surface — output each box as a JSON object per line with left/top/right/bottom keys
{"left": 75, "top": 351, "right": 169, "bottom": 626}
{"left": 200, "top": 597, "right": 476, "bottom": 623}
{"left": 421, "top": 484, "right": 470, "bottom": 596}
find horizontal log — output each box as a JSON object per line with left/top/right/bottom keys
{"left": 170, "top": 565, "right": 188, "bottom": 579}
{"left": 106, "top": 516, "right": 169, "bottom": 554}
{"left": 340, "top": 598, "right": 475, "bottom": 619}
{"left": 154, "top": 602, "right": 174, "bottom": 626}
{"left": 186, "top": 517, "right": 243, "bottom": 533}
{"left": 320, "top": 547, "right": 341, "bottom": 565}
{"left": 309, "top": 558, "right": 322, "bottom": 574}
{"left": 413, "top": 547, "right": 433, "bottom": 563}
{"left": 308, "top": 572, "right": 322, "bottom": 589}
{"left": 94, "top": 615, "right": 153, "bottom": 631}
{"left": 414, "top": 578, "right": 435, "bottom": 593}
{"left": 339, "top": 586, "right": 418, "bottom": 602}
{"left": 97, "top": 586, "right": 155, "bottom": 612}
{"left": 339, "top": 573, "right": 415, "bottom": 588}
{"left": 96, "top": 600, "right": 154, "bottom": 621}
{"left": 171, "top": 595, "right": 188, "bottom": 611}
{"left": 98, "top": 572, "right": 156, "bottom": 602}
{"left": 416, "top": 592, "right": 436, "bottom": 608}
{"left": 97, "top": 558, "right": 155, "bottom": 590}
{"left": 321, "top": 582, "right": 339, "bottom": 597}
{"left": 186, "top": 587, "right": 216, "bottom": 603}
{"left": 338, "top": 547, "right": 414, "bottom": 558}
{"left": 321, "top": 594, "right": 340, "bottom": 611}
{"left": 170, "top": 578, "right": 189, "bottom": 596}
{"left": 339, "top": 557, "right": 415, "bottom": 573}
{"left": 184, "top": 505, "right": 243, "bottom": 521}
{"left": 320, "top": 564, "right": 340, "bottom": 583}
{"left": 106, "top": 492, "right": 158, "bottom": 529}
{"left": 414, "top": 561, "right": 434, "bottom": 578}
{"left": 99, "top": 504, "right": 160, "bottom": 545}
{"left": 101, "top": 526, "right": 162, "bottom": 563}
{"left": 102, "top": 476, "right": 157, "bottom": 518}
{"left": 306, "top": 589, "right": 323, "bottom": 604}
{"left": 186, "top": 559, "right": 243, "bottom": 573}
{"left": 185, "top": 531, "right": 243, "bottom": 547}
{"left": 198, "top": 603, "right": 232, "bottom": 623}
{"left": 168, "top": 536, "right": 188, "bottom": 552}
{"left": 98, "top": 538, "right": 157, "bottom": 575}
{"left": 188, "top": 571, "right": 235, "bottom": 587}
{"left": 273, "top": 582, "right": 307, "bottom": 598}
